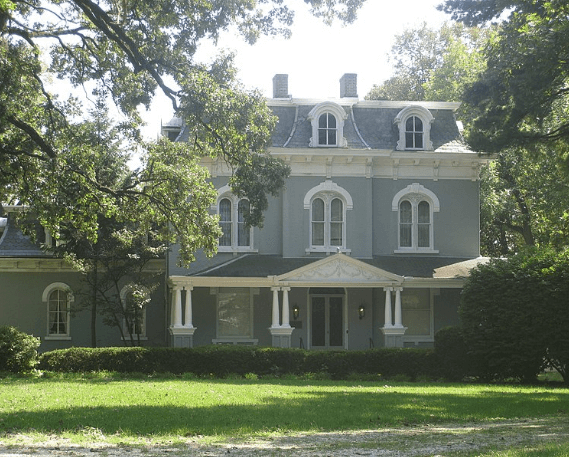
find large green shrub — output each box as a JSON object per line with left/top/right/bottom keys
{"left": 460, "top": 249, "right": 569, "bottom": 384}
{"left": 0, "top": 326, "right": 40, "bottom": 373}
{"left": 434, "top": 326, "right": 470, "bottom": 381}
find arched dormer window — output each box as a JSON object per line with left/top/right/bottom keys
{"left": 394, "top": 106, "right": 434, "bottom": 151}
{"left": 392, "top": 183, "right": 439, "bottom": 253}
{"left": 215, "top": 185, "right": 254, "bottom": 252}
{"left": 42, "top": 282, "right": 74, "bottom": 339}
{"left": 308, "top": 102, "right": 348, "bottom": 148}
{"left": 304, "top": 180, "right": 353, "bottom": 253}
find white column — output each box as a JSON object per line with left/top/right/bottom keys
{"left": 394, "top": 287, "right": 403, "bottom": 327}
{"left": 383, "top": 287, "right": 393, "bottom": 327}
{"left": 271, "top": 287, "right": 281, "bottom": 328}
{"left": 183, "top": 286, "right": 194, "bottom": 328}
{"left": 281, "top": 287, "right": 291, "bottom": 328}
{"left": 171, "top": 287, "right": 183, "bottom": 328}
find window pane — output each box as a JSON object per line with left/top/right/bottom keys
{"left": 418, "top": 225, "right": 430, "bottom": 248}
{"left": 400, "top": 224, "right": 412, "bottom": 247}
{"left": 318, "top": 129, "right": 327, "bottom": 145}
{"left": 402, "top": 291, "right": 430, "bottom": 335}
{"left": 400, "top": 201, "right": 412, "bottom": 223}
{"left": 414, "top": 117, "right": 423, "bottom": 132}
{"left": 406, "top": 116, "right": 414, "bottom": 131}
{"left": 330, "top": 222, "right": 342, "bottom": 246}
{"left": 328, "top": 129, "right": 337, "bottom": 145}
{"left": 405, "top": 132, "right": 414, "bottom": 148}
{"left": 418, "top": 201, "right": 430, "bottom": 223}
{"left": 237, "top": 200, "right": 250, "bottom": 247}
{"left": 331, "top": 199, "right": 343, "bottom": 222}
{"left": 217, "top": 289, "right": 251, "bottom": 338}
{"left": 327, "top": 113, "right": 336, "bottom": 128}
{"left": 414, "top": 133, "right": 423, "bottom": 149}
{"left": 312, "top": 198, "right": 324, "bottom": 221}
{"left": 319, "top": 114, "right": 327, "bottom": 128}
{"left": 312, "top": 222, "right": 324, "bottom": 246}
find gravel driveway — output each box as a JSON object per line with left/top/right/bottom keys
{"left": 1, "top": 417, "right": 568, "bottom": 456}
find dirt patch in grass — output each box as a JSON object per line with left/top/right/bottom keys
{"left": 1, "top": 417, "right": 568, "bottom": 456}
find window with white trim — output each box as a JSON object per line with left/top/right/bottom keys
{"left": 304, "top": 180, "right": 353, "bottom": 254}
{"left": 121, "top": 284, "right": 149, "bottom": 340}
{"left": 308, "top": 102, "right": 348, "bottom": 148}
{"left": 392, "top": 183, "right": 439, "bottom": 253}
{"left": 216, "top": 288, "right": 253, "bottom": 339}
{"left": 43, "top": 283, "right": 73, "bottom": 339}
{"left": 216, "top": 187, "right": 253, "bottom": 252}
{"left": 394, "top": 106, "right": 434, "bottom": 151}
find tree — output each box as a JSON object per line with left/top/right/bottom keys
{"left": 439, "top": 0, "right": 569, "bottom": 159}
{"left": 1, "top": 0, "right": 365, "bottom": 266}
{"left": 460, "top": 249, "right": 569, "bottom": 383}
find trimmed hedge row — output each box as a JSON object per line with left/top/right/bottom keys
{"left": 38, "top": 346, "right": 443, "bottom": 380}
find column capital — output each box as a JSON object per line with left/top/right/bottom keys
{"left": 281, "top": 286, "right": 291, "bottom": 292}
{"left": 271, "top": 286, "right": 281, "bottom": 292}
{"left": 383, "top": 286, "right": 394, "bottom": 292}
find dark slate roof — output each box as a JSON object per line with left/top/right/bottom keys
{"left": 0, "top": 214, "right": 47, "bottom": 257}
{"left": 190, "top": 254, "right": 475, "bottom": 279}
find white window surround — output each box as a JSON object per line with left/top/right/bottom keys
{"left": 304, "top": 180, "right": 353, "bottom": 254}
{"left": 307, "top": 102, "right": 348, "bottom": 148}
{"left": 120, "top": 284, "right": 148, "bottom": 341}
{"left": 42, "top": 282, "right": 73, "bottom": 340}
{"left": 394, "top": 105, "right": 434, "bottom": 151}
{"left": 214, "top": 185, "right": 256, "bottom": 253}
{"left": 392, "top": 183, "right": 439, "bottom": 254}
{"left": 212, "top": 287, "right": 258, "bottom": 344}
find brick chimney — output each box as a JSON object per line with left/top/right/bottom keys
{"left": 340, "top": 73, "right": 358, "bottom": 98}
{"left": 273, "top": 74, "right": 289, "bottom": 98}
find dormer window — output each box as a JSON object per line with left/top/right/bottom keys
{"left": 318, "top": 113, "right": 337, "bottom": 146}
{"left": 394, "top": 106, "right": 434, "bottom": 151}
{"left": 308, "top": 102, "right": 348, "bottom": 148}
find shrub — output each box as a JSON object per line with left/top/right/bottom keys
{"left": 0, "top": 326, "right": 40, "bottom": 373}
{"left": 434, "top": 326, "right": 470, "bottom": 381}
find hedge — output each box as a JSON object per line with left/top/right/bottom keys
{"left": 38, "top": 346, "right": 442, "bottom": 380}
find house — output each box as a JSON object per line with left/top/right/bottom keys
{"left": 0, "top": 73, "right": 489, "bottom": 351}
{"left": 164, "top": 74, "right": 489, "bottom": 350}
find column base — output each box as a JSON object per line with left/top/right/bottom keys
{"left": 169, "top": 326, "right": 196, "bottom": 348}
{"left": 381, "top": 326, "right": 407, "bottom": 348}
{"left": 269, "top": 326, "right": 294, "bottom": 348}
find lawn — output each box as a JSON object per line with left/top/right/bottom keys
{"left": 1, "top": 373, "right": 568, "bottom": 456}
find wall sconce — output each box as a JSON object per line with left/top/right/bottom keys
{"left": 293, "top": 304, "right": 300, "bottom": 320}
{"left": 358, "top": 304, "right": 366, "bottom": 319}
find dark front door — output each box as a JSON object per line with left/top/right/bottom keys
{"left": 311, "top": 294, "right": 344, "bottom": 349}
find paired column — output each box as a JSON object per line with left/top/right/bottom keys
{"left": 169, "top": 284, "right": 196, "bottom": 347}
{"left": 381, "top": 286, "right": 406, "bottom": 347}
{"left": 269, "top": 286, "right": 293, "bottom": 348}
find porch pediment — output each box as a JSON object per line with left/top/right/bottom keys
{"left": 277, "top": 253, "right": 403, "bottom": 286}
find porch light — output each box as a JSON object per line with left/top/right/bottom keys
{"left": 358, "top": 304, "right": 365, "bottom": 319}
{"left": 293, "top": 304, "right": 300, "bottom": 320}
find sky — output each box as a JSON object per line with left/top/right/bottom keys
{"left": 141, "top": 0, "right": 451, "bottom": 139}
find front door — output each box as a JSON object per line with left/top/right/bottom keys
{"left": 310, "top": 293, "right": 345, "bottom": 349}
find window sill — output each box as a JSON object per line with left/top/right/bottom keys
{"left": 394, "top": 249, "right": 439, "bottom": 254}
{"left": 306, "top": 247, "right": 351, "bottom": 255}
{"left": 213, "top": 338, "right": 258, "bottom": 345}
{"left": 44, "top": 336, "right": 72, "bottom": 341}
{"left": 122, "top": 336, "right": 148, "bottom": 341}
{"left": 217, "top": 247, "right": 258, "bottom": 253}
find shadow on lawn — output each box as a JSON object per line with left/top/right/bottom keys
{"left": 1, "top": 383, "right": 569, "bottom": 437}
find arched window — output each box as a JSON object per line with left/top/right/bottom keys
{"left": 305, "top": 180, "right": 352, "bottom": 253}
{"left": 121, "top": 284, "right": 149, "bottom": 340}
{"left": 216, "top": 186, "right": 254, "bottom": 252}
{"left": 394, "top": 106, "right": 434, "bottom": 151}
{"left": 318, "top": 113, "right": 337, "bottom": 146}
{"left": 42, "top": 283, "right": 73, "bottom": 339}
{"left": 392, "top": 183, "right": 439, "bottom": 253}
{"left": 308, "top": 102, "right": 348, "bottom": 148}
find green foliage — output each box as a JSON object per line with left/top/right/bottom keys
{"left": 39, "top": 346, "right": 440, "bottom": 380}
{"left": 460, "top": 249, "right": 569, "bottom": 383}
{"left": 0, "top": 326, "right": 40, "bottom": 373}
{"left": 434, "top": 326, "right": 471, "bottom": 381}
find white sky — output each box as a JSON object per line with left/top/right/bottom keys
{"left": 141, "top": 0, "right": 450, "bottom": 139}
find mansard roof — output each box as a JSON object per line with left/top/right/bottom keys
{"left": 0, "top": 213, "right": 46, "bottom": 257}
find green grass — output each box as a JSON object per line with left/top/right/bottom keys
{"left": 1, "top": 373, "right": 568, "bottom": 451}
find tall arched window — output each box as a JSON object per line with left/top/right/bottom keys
{"left": 216, "top": 186, "right": 254, "bottom": 252}
{"left": 43, "top": 283, "right": 73, "bottom": 339}
{"left": 392, "top": 183, "right": 439, "bottom": 253}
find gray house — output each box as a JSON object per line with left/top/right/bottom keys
{"left": 0, "top": 73, "right": 489, "bottom": 351}
{"left": 165, "top": 74, "right": 489, "bottom": 350}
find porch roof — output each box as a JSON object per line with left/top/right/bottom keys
{"left": 191, "top": 254, "right": 477, "bottom": 279}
